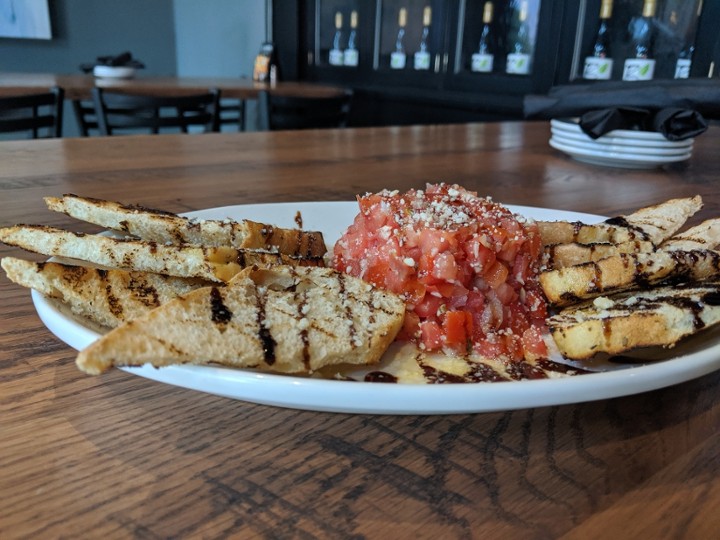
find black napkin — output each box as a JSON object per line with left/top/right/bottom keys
{"left": 578, "top": 106, "right": 708, "bottom": 140}
{"left": 652, "top": 107, "right": 708, "bottom": 141}
{"left": 80, "top": 51, "right": 145, "bottom": 73}
{"left": 524, "top": 79, "right": 720, "bottom": 120}
{"left": 578, "top": 107, "right": 652, "bottom": 139}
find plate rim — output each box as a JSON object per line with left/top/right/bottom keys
{"left": 549, "top": 134, "right": 692, "bottom": 156}
{"left": 550, "top": 138, "right": 691, "bottom": 165}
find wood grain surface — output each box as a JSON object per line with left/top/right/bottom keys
{"left": 1, "top": 122, "right": 719, "bottom": 539}
{"left": 0, "top": 72, "right": 346, "bottom": 100}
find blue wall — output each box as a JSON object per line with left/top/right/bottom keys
{"left": 0, "top": 0, "right": 177, "bottom": 75}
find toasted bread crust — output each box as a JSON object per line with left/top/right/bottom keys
{"left": 1, "top": 257, "right": 207, "bottom": 328}
{"left": 0, "top": 225, "right": 322, "bottom": 282}
{"left": 548, "top": 283, "right": 720, "bottom": 359}
{"left": 45, "top": 194, "right": 327, "bottom": 258}
{"left": 661, "top": 218, "right": 720, "bottom": 251}
{"left": 544, "top": 239, "right": 656, "bottom": 269}
{"left": 75, "top": 265, "right": 406, "bottom": 375}
{"left": 540, "top": 249, "right": 720, "bottom": 307}
{"left": 538, "top": 196, "right": 702, "bottom": 246}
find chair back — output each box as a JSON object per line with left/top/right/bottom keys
{"left": 258, "top": 90, "right": 352, "bottom": 131}
{"left": 91, "top": 88, "right": 221, "bottom": 136}
{"left": 72, "top": 99, "right": 99, "bottom": 136}
{"left": 0, "top": 87, "right": 64, "bottom": 138}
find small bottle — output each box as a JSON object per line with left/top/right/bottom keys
{"left": 471, "top": 2, "right": 494, "bottom": 73}
{"left": 390, "top": 7, "right": 407, "bottom": 69}
{"left": 344, "top": 10, "right": 359, "bottom": 67}
{"left": 506, "top": 1, "right": 532, "bottom": 75}
{"left": 414, "top": 6, "right": 432, "bottom": 70}
{"left": 329, "top": 12, "right": 344, "bottom": 66}
{"left": 622, "top": 0, "right": 656, "bottom": 81}
{"left": 583, "top": 0, "right": 613, "bottom": 80}
{"left": 672, "top": 8, "right": 696, "bottom": 79}
{"left": 674, "top": 44, "right": 694, "bottom": 79}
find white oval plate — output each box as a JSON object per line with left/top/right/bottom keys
{"left": 31, "top": 201, "right": 720, "bottom": 414}
{"left": 550, "top": 118, "right": 694, "bottom": 144}
{"left": 550, "top": 138, "right": 691, "bottom": 168}
{"left": 550, "top": 134, "right": 692, "bottom": 157}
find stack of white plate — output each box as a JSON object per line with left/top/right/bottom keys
{"left": 549, "top": 118, "right": 693, "bottom": 169}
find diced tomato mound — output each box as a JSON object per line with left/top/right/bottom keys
{"left": 332, "top": 183, "right": 549, "bottom": 361}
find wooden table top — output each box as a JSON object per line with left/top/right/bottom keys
{"left": 1, "top": 122, "right": 719, "bottom": 538}
{"left": 0, "top": 72, "right": 346, "bottom": 100}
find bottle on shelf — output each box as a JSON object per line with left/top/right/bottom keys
{"left": 583, "top": 0, "right": 613, "bottom": 80}
{"left": 675, "top": 44, "right": 694, "bottom": 79}
{"left": 671, "top": 6, "right": 699, "bottom": 79}
{"left": 329, "top": 12, "right": 344, "bottom": 66}
{"left": 390, "top": 7, "right": 408, "bottom": 69}
{"left": 506, "top": 0, "right": 532, "bottom": 75}
{"left": 471, "top": 2, "right": 494, "bottom": 73}
{"left": 622, "top": 0, "right": 656, "bottom": 81}
{"left": 414, "top": 6, "right": 432, "bottom": 70}
{"left": 343, "top": 10, "right": 359, "bottom": 67}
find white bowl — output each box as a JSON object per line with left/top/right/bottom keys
{"left": 93, "top": 65, "right": 136, "bottom": 79}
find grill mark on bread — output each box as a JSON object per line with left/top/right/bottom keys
{"left": 210, "top": 287, "right": 233, "bottom": 328}
{"left": 126, "top": 274, "right": 161, "bottom": 307}
{"left": 338, "top": 273, "right": 358, "bottom": 348}
{"left": 288, "top": 267, "right": 312, "bottom": 370}
{"left": 254, "top": 285, "right": 276, "bottom": 365}
{"left": 105, "top": 285, "right": 123, "bottom": 318}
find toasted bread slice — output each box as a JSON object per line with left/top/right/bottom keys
{"left": 45, "top": 194, "right": 327, "bottom": 258}
{"left": 0, "top": 225, "right": 322, "bottom": 282}
{"left": 538, "top": 195, "right": 702, "bottom": 246}
{"left": 548, "top": 282, "right": 720, "bottom": 359}
{"left": 1, "top": 257, "right": 208, "bottom": 328}
{"left": 539, "top": 249, "right": 720, "bottom": 307}
{"left": 661, "top": 218, "right": 720, "bottom": 251}
{"left": 544, "top": 239, "right": 656, "bottom": 269}
{"left": 75, "top": 265, "right": 406, "bottom": 376}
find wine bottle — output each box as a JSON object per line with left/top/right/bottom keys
{"left": 329, "top": 12, "right": 344, "bottom": 66}
{"left": 414, "top": 6, "right": 432, "bottom": 70}
{"left": 471, "top": 2, "right": 494, "bottom": 73}
{"left": 344, "top": 10, "right": 359, "bottom": 67}
{"left": 390, "top": 7, "right": 408, "bottom": 69}
{"left": 506, "top": 1, "right": 532, "bottom": 75}
{"left": 583, "top": 0, "right": 613, "bottom": 80}
{"left": 622, "top": 0, "right": 656, "bottom": 81}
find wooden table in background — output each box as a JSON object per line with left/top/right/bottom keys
{"left": 0, "top": 72, "right": 346, "bottom": 99}
{"left": 1, "top": 122, "right": 719, "bottom": 538}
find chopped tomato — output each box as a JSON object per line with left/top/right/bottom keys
{"left": 332, "top": 183, "right": 549, "bottom": 362}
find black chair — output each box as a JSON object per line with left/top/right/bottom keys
{"left": 218, "top": 98, "right": 246, "bottom": 131}
{"left": 0, "top": 87, "right": 64, "bottom": 138}
{"left": 72, "top": 99, "right": 99, "bottom": 136}
{"left": 258, "top": 90, "right": 352, "bottom": 131}
{"left": 91, "top": 87, "right": 221, "bottom": 136}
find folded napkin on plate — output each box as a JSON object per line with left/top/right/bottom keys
{"left": 80, "top": 51, "right": 145, "bottom": 73}
{"left": 578, "top": 106, "right": 708, "bottom": 140}
{"left": 524, "top": 79, "right": 720, "bottom": 120}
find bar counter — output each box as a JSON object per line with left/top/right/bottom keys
{"left": 1, "top": 122, "right": 719, "bottom": 538}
